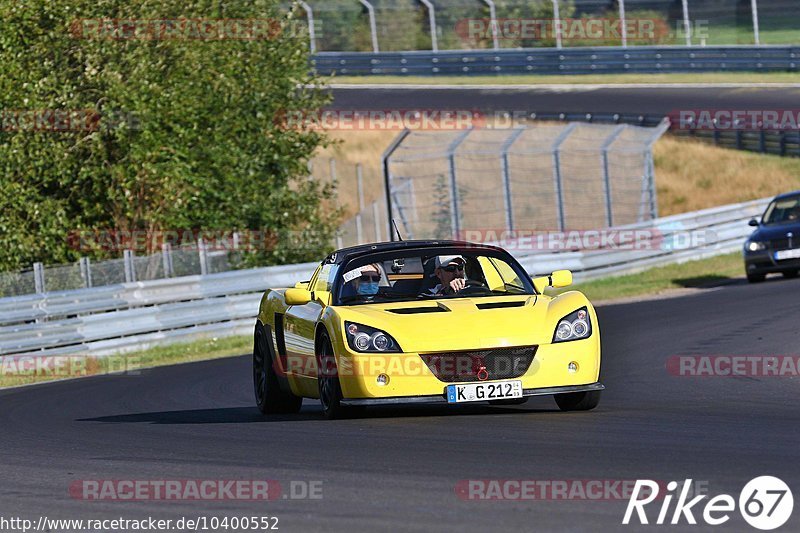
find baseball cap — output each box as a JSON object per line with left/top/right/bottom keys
{"left": 435, "top": 255, "right": 465, "bottom": 268}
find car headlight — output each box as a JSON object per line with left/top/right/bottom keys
{"left": 345, "top": 322, "right": 402, "bottom": 353}
{"left": 552, "top": 307, "right": 592, "bottom": 343}
{"left": 745, "top": 241, "right": 766, "bottom": 252}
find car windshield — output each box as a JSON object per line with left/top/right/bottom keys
{"left": 335, "top": 249, "right": 534, "bottom": 305}
{"left": 762, "top": 196, "right": 800, "bottom": 225}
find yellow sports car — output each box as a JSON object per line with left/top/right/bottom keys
{"left": 253, "top": 240, "right": 603, "bottom": 419}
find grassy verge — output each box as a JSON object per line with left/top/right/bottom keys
{"left": 549, "top": 252, "right": 743, "bottom": 302}
{"left": 331, "top": 72, "right": 800, "bottom": 85}
{"left": 0, "top": 334, "right": 251, "bottom": 389}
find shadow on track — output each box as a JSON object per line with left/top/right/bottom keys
{"left": 77, "top": 402, "right": 562, "bottom": 424}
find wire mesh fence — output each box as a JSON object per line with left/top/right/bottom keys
{"left": 291, "top": 0, "right": 798, "bottom": 52}
{"left": 384, "top": 121, "right": 668, "bottom": 241}
{"left": 0, "top": 241, "right": 253, "bottom": 299}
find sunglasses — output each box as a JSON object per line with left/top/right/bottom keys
{"left": 442, "top": 264, "right": 464, "bottom": 273}
{"left": 359, "top": 274, "right": 381, "bottom": 282}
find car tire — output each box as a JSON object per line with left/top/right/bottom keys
{"left": 782, "top": 270, "right": 798, "bottom": 279}
{"left": 317, "top": 331, "right": 361, "bottom": 420}
{"left": 747, "top": 273, "right": 766, "bottom": 283}
{"left": 253, "top": 323, "right": 303, "bottom": 415}
{"left": 554, "top": 390, "right": 601, "bottom": 411}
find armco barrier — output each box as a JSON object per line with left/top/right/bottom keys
{"left": 313, "top": 46, "right": 800, "bottom": 76}
{"left": 0, "top": 198, "right": 770, "bottom": 358}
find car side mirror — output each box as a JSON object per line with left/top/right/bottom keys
{"left": 285, "top": 288, "right": 312, "bottom": 306}
{"left": 550, "top": 270, "right": 573, "bottom": 288}
{"left": 531, "top": 269, "right": 573, "bottom": 293}
{"left": 294, "top": 281, "right": 310, "bottom": 289}
{"left": 748, "top": 218, "right": 760, "bottom": 227}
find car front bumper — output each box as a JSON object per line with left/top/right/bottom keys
{"left": 744, "top": 249, "right": 800, "bottom": 274}
{"left": 335, "top": 336, "right": 601, "bottom": 399}
{"left": 341, "top": 382, "right": 605, "bottom": 406}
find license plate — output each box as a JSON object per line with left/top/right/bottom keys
{"left": 446, "top": 380, "right": 523, "bottom": 403}
{"left": 775, "top": 249, "right": 800, "bottom": 260}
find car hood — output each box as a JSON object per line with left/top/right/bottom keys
{"left": 749, "top": 222, "right": 800, "bottom": 242}
{"left": 334, "top": 295, "right": 559, "bottom": 353}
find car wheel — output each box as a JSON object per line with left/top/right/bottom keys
{"left": 747, "top": 273, "right": 766, "bottom": 283}
{"left": 782, "top": 270, "right": 798, "bottom": 279}
{"left": 317, "top": 331, "right": 358, "bottom": 420}
{"left": 554, "top": 390, "right": 601, "bottom": 411}
{"left": 253, "top": 323, "right": 303, "bottom": 414}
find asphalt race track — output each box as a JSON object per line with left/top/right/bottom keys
{"left": 329, "top": 85, "right": 800, "bottom": 117}
{"left": 2, "top": 276, "right": 799, "bottom": 532}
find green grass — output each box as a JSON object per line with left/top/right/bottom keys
{"left": 332, "top": 72, "right": 800, "bottom": 85}
{"left": 0, "top": 334, "right": 251, "bottom": 389}
{"left": 549, "top": 252, "right": 743, "bottom": 302}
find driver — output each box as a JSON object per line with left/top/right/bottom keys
{"left": 426, "top": 255, "right": 467, "bottom": 296}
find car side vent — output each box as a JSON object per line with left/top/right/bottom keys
{"left": 274, "top": 313, "right": 287, "bottom": 356}
{"left": 388, "top": 306, "right": 448, "bottom": 314}
{"left": 476, "top": 301, "right": 526, "bottom": 310}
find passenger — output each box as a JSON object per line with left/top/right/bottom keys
{"left": 351, "top": 263, "right": 383, "bottom": 296}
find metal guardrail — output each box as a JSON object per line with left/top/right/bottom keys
{"left": 0, "top": 198, "right": 770, "bottom": 358}
{"left": 515, "top": 197, "right": 770, "bottom": 281}
{"left": 313, "top": 46, "right": 800, "bottom": 76}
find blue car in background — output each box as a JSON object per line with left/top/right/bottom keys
{"left": 744, "top": 191, "right": 800, "bottom": 282}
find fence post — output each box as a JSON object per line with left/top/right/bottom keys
{"left": 329, "top": 158, "right": 337, "bottom": 184}
{"left": 618, "top": 0, "right": 627, "bottom": 48}
{"left": 751, "top": 0, "right": 760, "bottom": 45}
{"left": 481, "top": 0, "right": 499, "bottom": 50}
{"left": 79, "top": 257, "right": 93, "bottom": 288}
{"left": 298, "top": 1, "right": 317, "bottom": 53}
{"left": 551, "top": 124, "right": 577, "bottom": 231}
{"left": 373, "top": 201, "right": 382, "bottom": 241}
{"left": 681, "top": 0, "right": 691, "bottom": 46}
{"left": 446, "top": 128, "right": 473, "bottom": 239}
{"left": 33, "top": 262, "right": 46, "bottom": 294}
{"left": 382, "top": 129, "right": 412, "bottom": 240}
{"left": 644, "top": 119, "right": 670, "bottom": 220}
{"left": 198, "top": 238, "right": 208, "bottom": 276}
{"left": 419, "top": 0, "right": 438, "bottom": 52}
{"left": 123, "top": 250, "right": 136, "bottom": 283}
{"left": 358, "top": 0, "right": 380, "bottom": 52}
{"left": 162, "top": 243, "right": 173, "bottom": 277}
{"left": 551, "top": 0, "right": 563, "bottom": 49}
{"left": 601, "top": 125, "right": 627, "bottom": 227}
{"left": 355, "top": 163, "right": 365, "bottom": 243}
{"left": 500, "top": 128, "right": 525, "bottom": 232}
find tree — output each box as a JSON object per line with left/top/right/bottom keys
{"left": 0, "top": 0, "right": 338, "bottom": 271}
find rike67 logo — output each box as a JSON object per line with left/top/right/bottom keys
{"left": 623, "top": 477, "right": 793, "bottom": 530}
